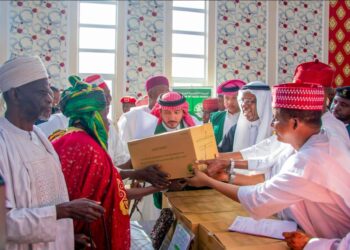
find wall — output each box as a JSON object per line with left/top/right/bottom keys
{"left": 216, "top": 1, "right": 267, "bottom": 85}
{"left": 124, "top": 0, "right": 164, "bottom": 97}
{"left": 7, "top": 0, "right": 68, "bottom": 89}
{"left": 1, "top": 0, "right": 348, "bottom": 96}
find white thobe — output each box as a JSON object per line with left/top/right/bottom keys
{"left": 223, "top": 111, "right": 239, "bottom": 137}
{"left": 108, "top": 121, "right": 130, "bottom": 167}
{"left": 0, "top": 118, "right": 74, "bottom": 250}
{"left": 241, "top": 111, "right": 350, "bottom": 176}
{"left": 238, "top": 132, "right": 350, "bottom": 239}
{"left": 304, "top": 233, "right": 350, "bottom": 250}
{"left": 37, "top": 113, "right": 69, "bottom": 137}
{"left": 118, "top": 105, "right": 157, "bottom": 143}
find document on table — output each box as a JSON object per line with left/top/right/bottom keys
{"left": 228, "top": 216, "right": 297, "bottom": 240}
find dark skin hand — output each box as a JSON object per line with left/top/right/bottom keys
{"left": 121, "top": 165, "right": 170, "bottom": 188}
{"left": 75, "top": 234, "right": 96, "bottom": 249}
{"left": 283, "top": 232, "right": 311, "bottom": 250}
{"left": 56, "top": 198, "right": 105, "bottom": 223}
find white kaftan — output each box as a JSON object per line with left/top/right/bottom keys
{"left": 304, "top": 233, "right": 350, "bottom": 250}
{"left": 0, "top": 117, "right": 74, "bottom": 250}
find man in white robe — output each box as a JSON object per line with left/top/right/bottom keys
{"left": 118, "top": 75, "right": 170, "bottom": 142}
{"left": 0, "top": 56, "right": 105, "bottom": 250}
{"left": 215, "top": 61, "right": 349, "bottom": 183}
{"left": 188, "top": 83, "right": 350, "bottom": 239}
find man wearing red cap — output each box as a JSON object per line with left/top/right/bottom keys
{"left": 188, "top": 83, "right": 350, "bottom": 240}
{"left": 202, "top": 98, "right": 219, "bottom": 123}
{"left": 213, "top": 61, "right": 349, "bottom": 185}
{"left": 118, "top": 75, "right": 170, "bottom": 143}
{"left": 120, "top": 96, "right": 136, "bottom": 113}
{"left": 210, "top": 79, "right": 246, "bottom": 145}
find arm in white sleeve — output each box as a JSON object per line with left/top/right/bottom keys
{"left": 237, "top": 172, "right": 308, "bottom": 220}
{"left": 304, "top": 233, "right": 350, "bottom": 250}
{"left": 240, "top": 135, "right": 281, "bottom": 159}
{"left": 6, "top": 206, "right": 58, "bottom": 243}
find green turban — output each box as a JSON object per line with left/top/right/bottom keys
{"left": 60, "top": 75, "right": 108, "bottom": 151}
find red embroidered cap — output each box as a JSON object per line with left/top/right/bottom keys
{"left": 272, "top": 83, "right": 325, "bottom": 110}
{"left": 293, "top": 60, "right": 335, "bottom": 88}
{"left": 202, "top": 98, "right": 219, "bottom": 111}
{"left": 120, "top": 96, "right": 137, "bottom": 104}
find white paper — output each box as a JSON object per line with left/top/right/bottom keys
{"left": 228, "top": 216, "right": 297, "bottom": 240}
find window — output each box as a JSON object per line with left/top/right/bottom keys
{"left": 77, "top": 1, "right": 118, "bottom": 117}
{"left": 167, "top": 1, "right": 215, "bottom": 87}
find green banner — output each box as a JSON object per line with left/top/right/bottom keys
{"left": 173, "top": 87, "right": 212, "bottom": 121}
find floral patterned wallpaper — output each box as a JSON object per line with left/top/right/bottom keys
{"left": 216, "top": 1, "right": 267, "bottom": 86}
{"left": 328, "top": 0, "right": 350, "bottom": 87}
{"left": 8, "top": 0, "right": 68, "bottom": 89}
{"left": 124, "top": 0, "right": 164, "bottom": 98}
{"left": 277, "top": 0, "right": 324, "bottom": 83}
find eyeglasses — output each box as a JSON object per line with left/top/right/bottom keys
{"left": 240, "top": 98, "right": 256, "bottom": 105}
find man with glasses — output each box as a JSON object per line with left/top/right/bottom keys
{"left": 218, "top": 81, "right": 272, "bottom": 153}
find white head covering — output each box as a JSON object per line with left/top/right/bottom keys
{"left": 233, "top": 81, "right": 273, "bottom": 151}
{"left": 0, "top": 56, "right": 48, "bottom": 93}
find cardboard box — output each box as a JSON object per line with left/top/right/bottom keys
{"left": 198, "top": 221, "right": 289, "bottom": 250}
{"left": 128, "top": 123, "right": 218, "bottom": 179}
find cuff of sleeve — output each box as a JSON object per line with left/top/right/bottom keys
{"left": 304, "top": 238, "right": 336, "bottom": 250}
{"left": 240, "top": 149, "right": 252, "bottom": 160}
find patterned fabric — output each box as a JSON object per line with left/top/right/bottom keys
{"left": 60, "top": 75, "right": 108, "bottom": 151}
{"left": 272, "top": 83, "right": 324, "bottom": 110}
{"left": 329, "top": 0, "right": 350, "bottom": 87}
{"left": 216, "top": 79, "right": 246, "bottom": 95}
{"left": 293, "top": 60, "right": 335, "bottom": 87}
{"left": 51, "top": 129, "right": 130, "bottom": 250}
{"left": 151, "top": 91, "right": 195, "bottom": 127}
{"left": 8, "top": 1, "right": 68, "bottom": 89}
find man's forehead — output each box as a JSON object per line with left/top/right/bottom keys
{"left": 335, "top": 95, "right": 350, "bottom": 104}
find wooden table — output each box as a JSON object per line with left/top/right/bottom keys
{"left": 164, "top": 189, "right": 289, "bottom": 250}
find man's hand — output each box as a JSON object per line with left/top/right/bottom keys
{"left": 135, "top": 165, "right": 170, "bottom": 188}
{"left": 56, "top": 198, "right": 105, "bottom": 223}
{"left": 283, "top": 231, "right": 311, "bottom": 250}
{"left": 197, "top": 159, "right": 230, "bottom": 177}
{"left": 74, "top": 234, "right": 96, "bottom": 249}
{"left": 168, "top": 179, "right": 187, "bottom": 191}
{"left": 186, "top": 167, "right": 212, "bottom": 187}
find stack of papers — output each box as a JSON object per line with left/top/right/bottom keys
{"left": 228, "top": 216, "right": 297, "bottom": 240}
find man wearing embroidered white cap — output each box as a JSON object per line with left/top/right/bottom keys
{"left": 0, "top": 56, "right": 105, "bottom": 250}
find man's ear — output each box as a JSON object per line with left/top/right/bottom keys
{"left": 293, "top": 118, "right": 298, "bottom": 130}
{"left": 6, "top": 88, "right": 20, "bottom": 105}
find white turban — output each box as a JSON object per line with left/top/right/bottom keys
{"left": 0, "top": 56, "right": 48, "bottom": 93}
